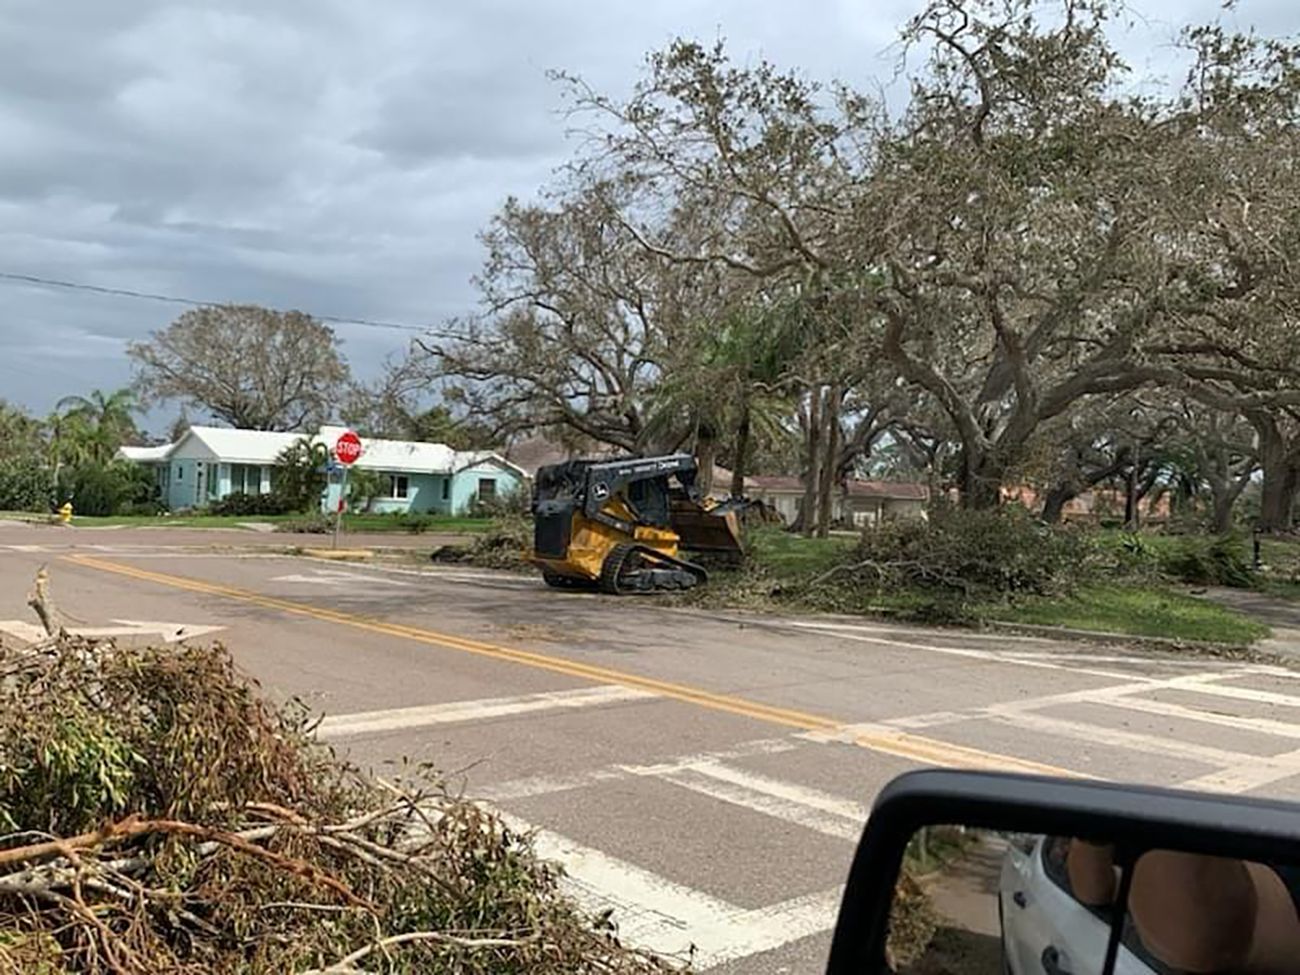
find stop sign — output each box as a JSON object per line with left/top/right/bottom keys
{"left": 334, "top": 430, "right": 362, "bottom": 466}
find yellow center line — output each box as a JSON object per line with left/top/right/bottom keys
{"left": 65, "top": 553, "right": 1077, "bottom": 778}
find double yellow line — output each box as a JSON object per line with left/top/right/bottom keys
{"left": 66, "top": 554, "right": 1075, "bottom": 778}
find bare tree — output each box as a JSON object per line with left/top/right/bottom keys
{"left": 128, "top": 305, "right": 350, "bottom": 431}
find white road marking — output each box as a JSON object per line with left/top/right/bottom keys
{"left": 271, "top": 568, "right": 413, "bottom": 587}
{"left": 2, "top": 544, "right": 48, "bottom": 552}
{"left": 494, "top": 808, "right": 842, "bottom": 969}
{"left": 0, "top": 618, "right": 224, "bottom": 645}
{"left": 316, "top": 685, "right": 658, "bottom": 740}
{"left": 1177, "top": 749, "right": 1300, "bottom": 794}
{"left": 981, "top": 707, "right": 1264, "bottom": 767}
{"left": 1099, "top": 694, "right": 1300, "bottom": 741}
{"left": 649, "top": 763, "right": 866, "bottom": 842}
{"left": 477, "top": 738, "right": 801, "bottom": 802}
{"left": 780, "top": 620, "right": 1159, "bottom": 682}
{"left": 0, "top": 619, "right": 48, "bottom": 644}
{"left": 1163, "top": 674, "right": 1300, "bottom": 709}
{"left": 109, "top": 619, "right": 226, "bottom": 643}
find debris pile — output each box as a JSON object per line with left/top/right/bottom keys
{"left": 0, "top": 589, "right": 676, "bottom": 973}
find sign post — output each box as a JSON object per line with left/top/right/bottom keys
{"left": 332, "top": 430, "right": 362, "bottom": 549}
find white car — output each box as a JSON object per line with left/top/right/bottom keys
{"left": 999, "top": 834, "right": 1160, "bottom": 975}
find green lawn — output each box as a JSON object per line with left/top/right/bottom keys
{"left": 737, "top": 528, "right": 1269, "bottom": 645}
{"left": 1, "top": 510, "right": 491, "bottom": 533}
{"left": 990, "top": 583, "right": 1269, "bottom": 646}
{"left": 745, "top": 527, "right": 857, "bottom": 577}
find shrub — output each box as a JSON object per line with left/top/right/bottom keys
{"left": 209, "top": 491, "right": 298, "bottom": 516}
{"left": 469, "top": 487, "right": 530, "bottom": 519}
{"left": 274, "top": 512, "right": 333, "bottom": 534}
{"left": 0, "top": 458, "right": 49, "bottom": 511}
{"left": 400, "top": 511, "right": 436, "bottom": 533}
{"left": 1158, "top": 533, "right": 1255, "bottom": 588}
{"left": 844, "top": 505, "right": 1093, "bottom": 599}
{"left": 58, "top": 461, "right": 159, "bottom": 516}
{"left": 273, "top": 438, "right": 329, "bottom": 512}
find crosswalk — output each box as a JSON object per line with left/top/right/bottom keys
{"left": 320, "top": 654, "right": 1300, "bottom": 970}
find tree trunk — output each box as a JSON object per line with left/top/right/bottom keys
{"left": 1040, "top": 485, "right": 1074, "bottom": 525}
{"left": 697, "top": 439, "right": 716, "bottom": 498}
{"left": 730, "top": 406, "right": 751, "bottom": 499}
{"left": 1259, "top": 459, "right": 1298, "bottom": 532}
{"left": 801, "top": 387, "right": 822, "bottom": 536}
{"left": 1255, "top": 416, "right": 1298, "bottom": 533}
{"left": 959, "top": 447, "right": 1005, "bottom": 510}
{"left": 816, "top": 384, "right": 842, "bottom": 538}
{"left": 1211, "top": 491, "right": 1237, "bottom": 535}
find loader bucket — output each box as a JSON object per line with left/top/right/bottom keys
{"left": 669, "top": 499, "right": 744, "bottom": 560}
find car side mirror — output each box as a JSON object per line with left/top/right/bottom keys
{"left": 826, "top": 770, "right": 1300, "bottom": 975}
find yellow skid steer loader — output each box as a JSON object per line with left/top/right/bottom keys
{"left": 525, "top": 454, "right": 744, "bottom": 594}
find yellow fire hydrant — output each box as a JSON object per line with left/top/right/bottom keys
{"left": 58, "top": 502, "right": 73, "bottom": 524}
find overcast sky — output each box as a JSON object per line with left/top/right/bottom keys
{"left": 0, "top": 0, "right": 1290, "bottom": 432}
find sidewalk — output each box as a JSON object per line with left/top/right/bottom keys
{"left": 1200, "top": 587, "right": 1300, "bottom": 659}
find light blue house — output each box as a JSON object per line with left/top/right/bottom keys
{"left": 119, "top": 425, "right": 525, "bottom": 516}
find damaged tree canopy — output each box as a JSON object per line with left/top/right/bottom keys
{"left": 0, "top": 584, "right": 678, "bottom": 974}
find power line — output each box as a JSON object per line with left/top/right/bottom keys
{"left": 0, "top": 270, "right": 431, "bottom": 334}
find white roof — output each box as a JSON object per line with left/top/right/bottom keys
{"left": 176, "top": 426, "right": 305, "bottom": 464}
{"left": 121, "top": 425, "right": 524, "bottom": 477}
{"left": 317, "top": 425, "right": 456, "bottom": 473}
{"left": 452, "top": 450, "right": 528, "bottom": 479}
{"left": 117, "top": 443, "right": 173, "bottom": 463}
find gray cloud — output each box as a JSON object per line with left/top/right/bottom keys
{"left": 0, "top": 0, "right": 1290, "bottom": 431}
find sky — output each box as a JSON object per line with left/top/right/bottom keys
{"left": 0, "top": 0, "right": 1292, "bottom": 433}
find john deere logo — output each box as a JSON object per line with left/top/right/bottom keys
{"left": 592, "top": 481, "right": 610, "bottom": 501}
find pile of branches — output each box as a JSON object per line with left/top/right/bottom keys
{"left": 0, "top": 605, "right": 677, "bottom": 972}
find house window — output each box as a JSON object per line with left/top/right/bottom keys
{"left": 441, "top": 479, "right": 450, "bottom": 501}
{"left": 206, "top": 465, "right": 219, "bottom": 499}
{"left": 230, "top": 464, "right": 259, "bottom": 494}
{"left": 477, "top": 478, "right": 496, "bottom": 499}
{"left": 176, "top": 465, "right": 183, "bottom": 480}
{"left": 387, "top": 474, "right": 409, "bottom": 500}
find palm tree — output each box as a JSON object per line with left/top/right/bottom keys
{"left": 54, "top": 388, "right": 139, "bottom": 465}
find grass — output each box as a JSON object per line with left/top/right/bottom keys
{"left": 745, "top": 527, "right": 857, "bottom": 577}
{"left": 990, "top": 583, "right": 1269, "bottom": 646}
{"left": 724, "top": 527, "right": 1272, "bottom": 645}
{"left": 0, "top": 510, "right": 491, "bottom": 533}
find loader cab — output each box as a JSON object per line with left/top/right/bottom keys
{"left": 525, "top": 454, "right": 730, "bottom": 593}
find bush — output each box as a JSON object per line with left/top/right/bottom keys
{"left": 469, "top": 487, "right": 530, "bottom": 519}
{"left": 209, "top": 491, "right": 298, "bottom": 516}
{"left": 1158, "top": 533, "right": 1255, "bottom": 588}
{"left": 58, "top": 460, "right": 159, "bottom": 516}
{"left": 400, "top": 511, "right": 436, "bottom": 533}
{"left": 0, "top": 458, "right": 49, "bottom": 511}
{"left": 844, "top": 505, "right": 1093, "bottom": 600}
{"left": 274, "top": 512, "right": 333, "bottom": 533}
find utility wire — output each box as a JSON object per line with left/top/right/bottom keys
{"left": 0, "top": 270, "right": 431, "bottom": 334}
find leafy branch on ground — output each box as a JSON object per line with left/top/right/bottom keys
{"left": 0, "top": 574, "right": 681, "bottom": 974}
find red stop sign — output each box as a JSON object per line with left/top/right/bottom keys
{"left": 334, "top": 430, "right": 362, "bottom": 466}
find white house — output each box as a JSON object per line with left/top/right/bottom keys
{"left": 748, "top": 475, "right": 930, "bottom": 526}
{"left": 118, "top": 426, "right": 525, "bottom": 516}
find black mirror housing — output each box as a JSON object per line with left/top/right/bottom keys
{"left": 826, "top": 770, "right": 1300, "bottom": 974}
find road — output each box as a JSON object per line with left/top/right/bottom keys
{"left": 3, "top": 522, "right": 1299, "bottom": 972}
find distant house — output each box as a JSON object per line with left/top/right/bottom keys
{"left": 117, "top": 425, "right": 525, "bottom": 516}
{"left": 749, "top": 475, "right": 930, "bottom": 526}
{"left": 1002, "top": 485, "right": 1171, "bottom": 522}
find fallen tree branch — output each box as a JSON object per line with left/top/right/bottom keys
{"left": 303, "top": 928, "right": 543, "bottom": 974}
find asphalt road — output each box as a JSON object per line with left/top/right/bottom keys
{"left": 4, "top": 523, "right": 1300, "bottom": 972}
